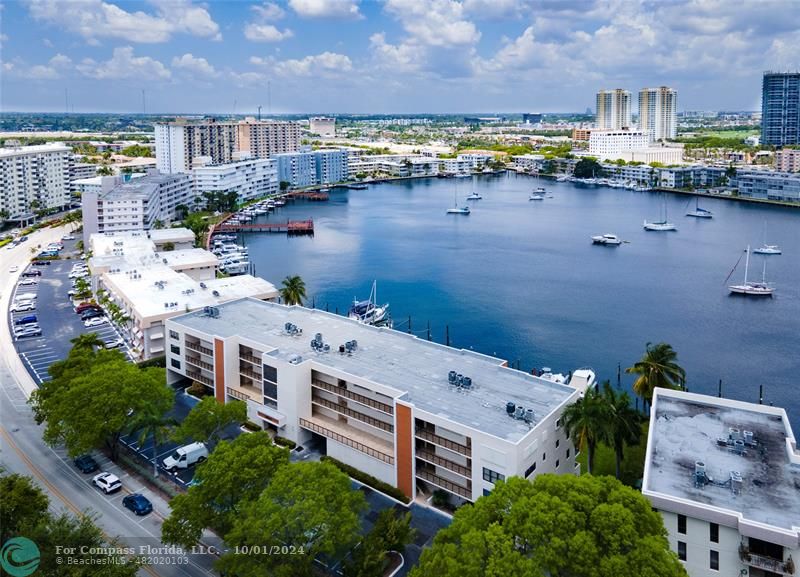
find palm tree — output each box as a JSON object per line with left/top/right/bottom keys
{"left": 279, "top": 275, "right": 306, "bottom": 306}
{"left": 127, "top": 409, "right": 176, "bottom": 478}
{"left": 561, "top": 387, "right": 610, "bottom": 475}
{"left": 625, "top": 342, "right": 686, "bottom": 409}
{"left": 601, "top": 382, "right": 642, "bottom": 479}
{"left": 70, "top": 333, "right": 104, "bottom": 351}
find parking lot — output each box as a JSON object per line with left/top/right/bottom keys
{"left": 8, "top": 238, "right": 134, "bottom": 387}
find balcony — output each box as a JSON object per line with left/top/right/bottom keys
{"left": 415, "top": 428, "right": 471, "bottom": 457}
{"left": 300, "top": 415, "right": 394, "bottom": 464}
{"left": 239, "top": 353, "right": 261, "bottom": 365}
{"left": 311, "top": 395, "right": 393, "bottom": 433}
{"left": 186, "top": 341, "right": 213, "bottom": 356}
{"left": 240, "top": 366, "right": 262, "bottom": 381}
{"left": 227, "top": 385, "right": 261, "bottom": 403}
{"left": 185, "top": 355, "right": 213, "bottom": 371}
{"left": 742, "top": 553, "right": 794, "bottom": 575}
{"left": 415, "top": 448, "right": 471, "bottom": 478}
{"left": 186, "top": 370, "right": 213, "bottom": 387}
{"left": 311, "top": 378, "right": 393, "bottom": 415}
{"left": 416, "top": 468, "right": 471, "bottom": 499}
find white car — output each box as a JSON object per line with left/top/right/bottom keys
{"left": 92, "top": 472, "right": 122, "bottom": 494}
{"left": 9, "top": 265, "right": 18, "bottom": 273}
{"left": 18, "top": 278, "right": 38, "bottom": 286}
{"left": 69, "top": 271, "right": 89, "bottom": 279}
{"left": 10, "top": 302, "right": 35, "bottom": 313}
{"left": 62, "top": 234, "right": 75, "bottom": 241}
{"left": 84, "top": 317, "right": 107, "bottom": 328}
{"left": 104, "top": 338, "right": 124, "bottom": 349}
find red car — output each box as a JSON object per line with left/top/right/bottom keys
{"left": 75, "top": 303, "right": 102, "bottom": 314}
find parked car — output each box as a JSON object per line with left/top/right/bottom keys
{"left": 75, "top": 303, "right": 102, "bottom": 314}
{"left": 163, "top": 442, "right": 208, "bottom": 471}
{"left": 18, "top": 278, "right": 38, "bottom": 286}
{"left": 14, "top": 325, "right": 42, "bottom": 338}
{"left": 62, "top": 234, "right": 76, "bottom": 241}
{"left": 73, "top": 454, "right": 99, "bottom": 473}
{"left": 69, "top": 271, "right": 88, "bottom": 279}
{"left": 92, "top": 472, "right": 122, "bottom": 494}
{"left": 14, "top": 315, "right": 37, "bottom": 326}
{"left": 15, "top": 292, "right": 37, "bottom": 301}
{"left": 31, "top": 260, "right": 51, "bottom": 266}
{"left": 122, "top": 494, "right": 153, "bottom": 516}
{"left": 10, "top": 302, "right": 35, "bottom": 313}
{"left": 81, "top": 309, "right": 104, "bottom": 321}
{"left": 22, "top": 270, "right": 42, "bottom": 277}
{"left": 104, "top": 338, "right": 124, "bottom": 349}
{"left": 9, "top": 265, "right": 18, "bottom": 273}
{"left": 84, "top": 317, "right": 107, "bottom": 328}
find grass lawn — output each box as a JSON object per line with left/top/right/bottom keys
{"left": 678, "top": 129, "right": 759, "bottom": 139}
{"left": 576, "top": 421, "right": 650, "bottom": 487}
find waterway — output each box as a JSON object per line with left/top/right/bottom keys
{"left": 240, "top": 173, "right": 800, "bottom": 429}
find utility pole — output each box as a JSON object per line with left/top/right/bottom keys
{"left": 64, "top": 88, "right": 69, "bottom": 114}
{"left": 142, "top": 89, "right": 146, "bottom": 114}
{"left": 257, "top": 105, "right": 262, "bottom": 121}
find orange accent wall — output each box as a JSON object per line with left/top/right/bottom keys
{"left": 214, "top": 338, "right": 225, "bottom": 404}
{"left": 395, "top": 403, "right": 414, "bottom": 499}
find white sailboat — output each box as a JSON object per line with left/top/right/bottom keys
{"left": 644, "top": 194, "right": 677, "bottom": 231}
{"left": 349, "top": 281, "right": 391, "bottom": 326}
{"left": 446, "top": 185, "right": 470, "bottom": 214}
{"left": 753, "top": 221, "right": 781, "bottom": 254}
{"left": 686, "top": 197, "right": 713, "bottom": 218}
{"left": 728, "top": 245, "right": 774, "bottom": 296}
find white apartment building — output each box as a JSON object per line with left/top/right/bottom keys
{"left": 155, "top": 118, "right": 301, "bottom": 174}
{"left": 442, "top": 157, "right": 473, "bottom": 175}
{"left": 588, "top": 129, "right": 683, "bottom": 163}
{"left": 512, "top": 154, "right": 546, "bottom": 171}
{"left": 0, "top": 143, "right": 72, "bottom": 218}
{"left": 89, "top": 231, "right": 277, "bottom": 359}
{"left": 165, "top": 299, "right": 584, "bottom": 504}
{"left": 192, "top": 156, "right": 278, "bottom": 203}
{"left": 775, "top": 149, "right": 800, "bottom": 172}
{"left": 309, "top": 117, "right": 336, "bottom": 137}
{"left": 596, "top": 89, "right": 632, "bottom": 130}
{"left": 639, "top": 86, "right": 678, "bottom": 141}
{"left": 643, "top": 389, "right": 799, "bottom": 577}
{"left": 81, "top": 171, "right": 193, "bottom": 244}
{"left": 457, "top": 153, "right": 493, "bottom": 169}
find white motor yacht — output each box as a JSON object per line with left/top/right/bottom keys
{"left": 591, "top": 234, "right": 622, "bottom": 245}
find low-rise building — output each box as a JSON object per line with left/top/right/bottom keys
{"left": 775, "top": 149, "right": 800, "bottom": 173}
{"left": 643, "top": 389, "right": 799, "bottom": 577}
{"left": 442, "top": 157, "right": 473, "bottom": 175}
{"left": 732, "top": 169, "right": 800, "bottom": 202}
{"left": 88, "top": 231, "right": 277, "bottom": 359}
{"left": 309, "top": 117, "right": 336, "bottom": 137}
{"left": 275, "top": 148, "right": 349, "bottom": 187}
{"left": 192, "top": 156, "right": 278, "bottom": 203}
{"left": 572, "top": 128, "right": 593, "bottom": 141}
{"left": 512, "top": 154, "right": 546, "bottom": 171}
{"left": 589, "top": 129, "right": 650, "bottom": 158}
{"left": 165, "top": 298, "right": 585, "bottom": 505}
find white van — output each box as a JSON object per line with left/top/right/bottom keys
{"left": 163, "top": 442, "right": 208, "bottom": 471}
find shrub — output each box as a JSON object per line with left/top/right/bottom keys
{"left": 137, "top": 355, "right": 166, "bottom": 369}
{"left": 186, "top": 381, "right": 212, "bottom": 398}
{"left": 241, "top": 421, "right": 261, "bottom": 432}
{"left": 321, "top": 456, "right": 410, "bottom": 503}
{"left": 273, "top": 436, "right": 296, "bottom": 449}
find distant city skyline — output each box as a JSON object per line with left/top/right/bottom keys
{"left": 1, "top": 0, "right": 798, "bottom": 114}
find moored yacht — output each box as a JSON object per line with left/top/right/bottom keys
{"left": 348, "top": 281, "right": 391, "bottom": 326}
{"left": 729, "top": 245, "right": 774, "bottom": 296}
{"left": 591, "top": 233, "right": 622, "bottom": 245}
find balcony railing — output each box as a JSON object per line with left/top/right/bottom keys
{"left": 415, "top": 448, "right": 471, "bottom": 478}
{"left": 239, "top": 353, "right": 261, "bottom": 365}
{"left": 227, "top": 387, "right": 249, "bottom": 402}
{"left": 186, "top": 371, "right": 213, "bottom": 387}
{"left": 312, "top": 395, "right": 393, "bottom": 433}
{"left": 239, "top": 366, "right": 262, "bottom": 380}
{"left": 185, "top": 355, "right": 213, "bottom": 371}
{"left": 300, "top": 418, "right": 394, "bottom": 464}
{"left": 185, "top": 341, "right": 213, "bottom": 356}
{"left": 416, "top": 468, "right": 471, "bottom": 499}
{"left": 311, "top": 379, "right": 393, "bottom": 415}
{"left": 414, "top": 428, "right": 471, "bottom": 457}
{"left": 743, "top": 553, "right": 792, "bottom": 575}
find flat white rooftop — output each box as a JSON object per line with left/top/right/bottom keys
{"left": 645, "top": 390, "right": 800, "bottom": 532}
{"left": 170, "top": 298, "right": 577, "bottom": 443}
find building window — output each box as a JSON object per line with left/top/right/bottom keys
{"left": 482, "top": 489, "right": 492, "bottom": 497}
{"left": 709, "top": 522, "right": 718, "bottom": 543}
{"left": 556, "top": 459, "right": 560, "bottom": 468}
{"left": 709, "top": 550, "right": 719, "bottom": 570}
{"left": 677, "top": 541, "right": 686, "bottom": 561}
{"left": 263, "top": 364, "right": 278, "bottom": 383}
{"left": 170, "top": 359, "right": 181, "bottom": 369}
{"left": 482, "top": 467, "right": 505, "bottom": 484}
{"left": 678, "top": 514, "right": 687, "bottom": 535}
{"left": 556, "top": 439, "right": 560, "bottom": 448}
{"left": 542, "top": 452, "right": 546, "bottom": 461}
{"left": 263, "top": 381, "right": 278, "bottom": 402}
{"left": 170, "top": 345, "right": 180, "bottom": 355}
{"left": 566, "top": 448, "right": 571, "bottom": 459}
{"left": 169, "top": 330, "right": 179, "bottom": 340}
{"left": 524, "top": 462, "right": 537, "bottom": 477}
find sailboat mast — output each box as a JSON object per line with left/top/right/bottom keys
{"left": 762, "top": 258, "right": 767, "bottom": 283}
{"left": 743, "top": 245, "right": 750, "bottom": 283}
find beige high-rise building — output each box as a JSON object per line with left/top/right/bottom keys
{"left": 596, "top": 89, "right": 632, "bottom": 130}
{"left": 639, "top": 87, "right": 678, "bottom": 141}
{"left": 155, "top": 118, "right": 301, "bottom": 174}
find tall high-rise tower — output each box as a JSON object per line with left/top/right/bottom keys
{"left": 761, "top": 72, "right": 800, "bottom": 147}
{"left": 596, "top": 89, "right": 632, "bottom": 130}
{"left": 638, "top": 87, "right": 677, "bottom": 141}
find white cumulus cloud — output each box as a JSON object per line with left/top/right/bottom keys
{"left": 288, "top": 0, "right": 362, "bottom": 20}
{"left": 244, "top": 23, "right": 294, "bottom": 42}
{"left": 172, "top": 53, "right": 218, "bottom": 77}
{"left": 77, "top": 46, "right": 171, "bottom": 80}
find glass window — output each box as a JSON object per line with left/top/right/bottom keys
{"left": 524, "top": 462, "right": 537, "bottom": 477}
{"left": 170, "top": 345, "right": 180, "bottom": 355}
{"left": 482, "top": 467, "right": 505, "bottom": 484}
{"left": 710, "top": 550, "right": 719, "bottom": 570}
{"left": 169, "top": 330, "right": 179, "bottom": 340}
{"left": 678, "top": 541, "right": 686, "bottom": 561}
{"left": 170, "top": 359, "right": 180, "bottom": 369}
{"left": 263, "top": 381, "right": 278, "bottom": 401}
{"left": 263, "top": 364, "right": 278, "bottom": 383}
{"left": 566, "top": 448, "right": 571, "bottom": 459}
{"left": 709, "top": 522, "right": 718, "bottom": 543}
{"left": 678, "top": 514, "right": 687, "bottom": 534}
{"left": 556, "top": 439, "right": 560, "bottom": 448}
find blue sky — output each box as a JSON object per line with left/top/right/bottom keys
{"left": 1, "top": 0, "right": 798, "bottom": 114}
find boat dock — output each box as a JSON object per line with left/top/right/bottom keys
{"left": 286, "top": 191, "right": 329, "bottom": 201}
{"left": 215, "top": 219, "right": 315, "bottom": 235}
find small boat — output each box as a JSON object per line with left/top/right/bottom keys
{"left": 529, "top": 192, "right": 544, "bottom": 200}
{"left": 274, "top": 199, "right": 286, "bottom": 206}
{"left": 466, "top": 191, "right": 482, "bottom": 200}
{"left": 591, "top": 234, "right": 622, "bottom": 245}
{"left": 568, "top": 369, "right": 597, "bottom": 396}
{"left": 349, "top": 183, "right": 368, "bottom": 190}
{"left": 348, "top": 281, "right": 391, "bottom": 326}
{"left": 454, "top": 173, "right": 471, "bottom": 179}
{"left": 447, "top": 206, "right": 471, "bottom": 214}
{"left": 754, "top": 245, "right": 781, "bottom": 255}
{"left": 535, "top": 187, "right": 546, "bottom": 193}
{"left": 686, "top": 197, "right": 713, "bottom": 218}
{"left": 729, "top": 245, "right": 774, "bottom": 296}
{"left": 644, "top": 194, "right": 676, "bottom": 231}
{"left": 537, "top": 367, "right": 569, "bottom": 384}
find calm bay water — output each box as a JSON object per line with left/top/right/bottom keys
{"left": 240, "top": 174, "right": 800, "bottom": 429}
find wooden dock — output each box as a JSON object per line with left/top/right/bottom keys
{"left": 215, "top": 219, "right": 314, "bottom": 235}
{"left": 286, "top": 191, "right": 329, "bottom": 201}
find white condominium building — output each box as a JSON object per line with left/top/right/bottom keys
{"left": 596, "top": 89, "right": 632, "bottom": 130}
{"left": 155, "top": 118, "right": 301, "bottom": 174}
{"left": 309, "top": 117, "right": 336, "bottom": 137}
{"left": 275, "top": 149, "right": 349, "bottom": 187}
{"left": 0, "top": 143, "right": 72, "bottom": 218}
{"left": 643, "top": 389, "right": 799, "bottom": 577}
{"left": 88, "top": 231, "right": 277, "bottom": 359}
{"left": 192, "top": 157, "right": 278, "bottom": 203}
{"left": 639, "top": 86, "right": 678, "bottom": 141}
{"left": 589, "top": 129, "right": 650, "bottom": 158}
{"left": 81, "top": 171, "right": 193, "bottom": 244}
{"left": 165, "top": 299, "right": 585, "bottom": 505}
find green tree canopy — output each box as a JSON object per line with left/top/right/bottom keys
{"left": 0, "top": 472, "right": 50, "bottom": 543}
{"left": 217, "top": 460, "right": 367, "bottom": 577}
{"left": 573, "top": 157, "right": 603, "bottom": 179}
{"left": 625, "top": 342, "right": 686, "bottom": 406}
{"left": 411, "top": 475, "right": 687, "bottom": 577}
{"left": 561, "top": 387, "right": 610, "bottom": 475}
{"left": 172, "top": 397, "right": 247, "bottom": 444}
{"left": 162, "top": 432, "right": 289, "bottom": 548}
{"left": 279, "top": 275, "right": 307, "bottom": 306}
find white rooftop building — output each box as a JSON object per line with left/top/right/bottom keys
{"left": 589, "top": 129, "right": 684, "bottom": 164}
{"left": 192, "top": 156, "right": 278, "bottom": 203}
{"left": 643, "top": 389, "right": 799, "bottom": 577}
{"left": 0, "top": 143, "right": 72, "bottom": 219}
